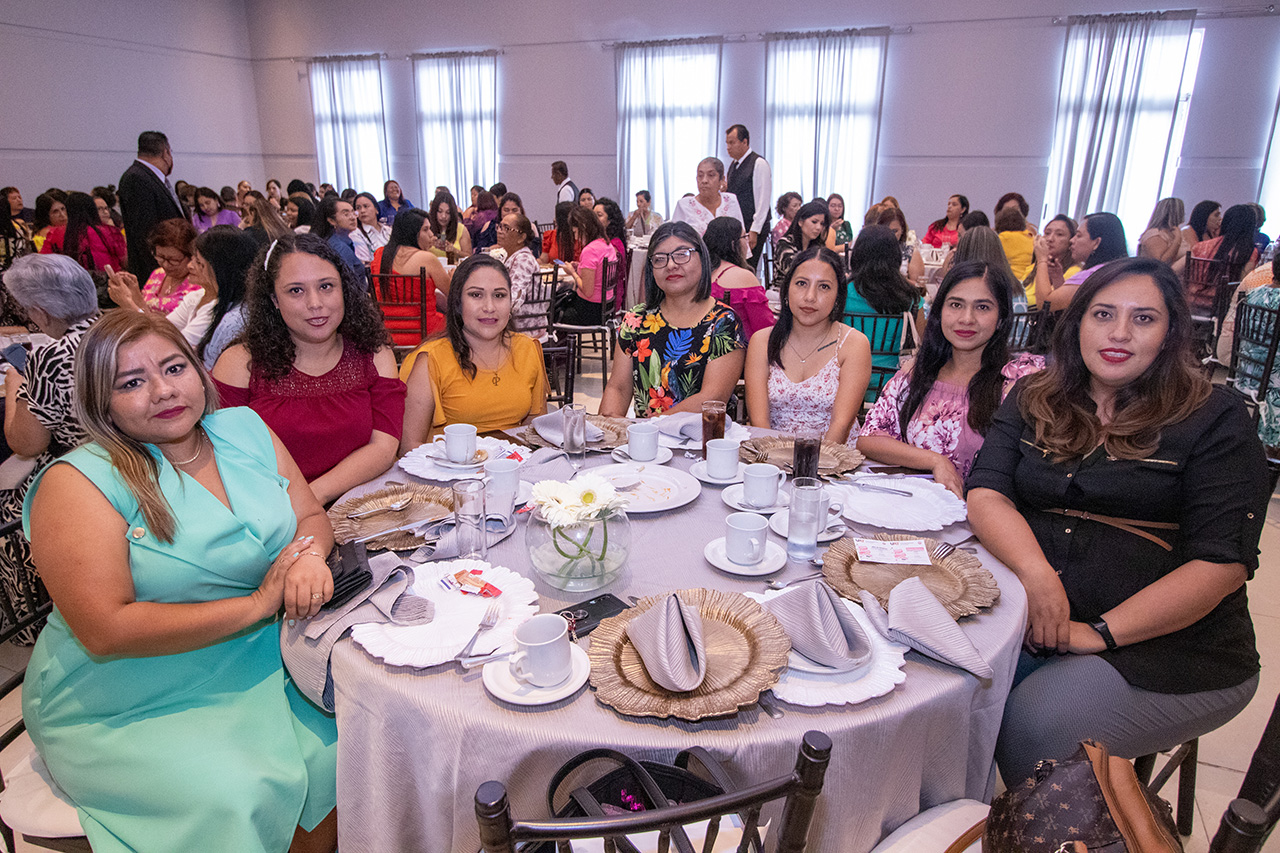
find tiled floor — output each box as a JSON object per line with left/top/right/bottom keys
{"left": 0, "top": 364, "right": 1275, "bottom": 850}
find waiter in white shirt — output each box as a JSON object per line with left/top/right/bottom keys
{"left": 724, "top": 124, "right": 772, "bottom": 272}
{"left": 552, "top": 160, "right": 579, "bottom": 207}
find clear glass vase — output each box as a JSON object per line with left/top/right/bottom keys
{"left": 525, "top": 507, "right": 631, "bottom": 592}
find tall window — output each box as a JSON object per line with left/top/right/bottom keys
{"left": 765, "top": 29, "right": 889, "bottom": 214}
{"left": 412, "top": 52, "right": 498, "bottom": 205}
{"left": 1042, "top": 12, "right": 1199, "bottom": 241}
{"left": 1260, "top": 88, "right": 1280, "bottom": 237}
{"left": 616, "top": 40, "right": 722, "bottom": 220}
{"left": 309, "top": 56, "right": 390, "bottom": 195}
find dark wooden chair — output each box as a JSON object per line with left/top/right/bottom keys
{"left": 1184, "top": 252, "right": 1231, "bottom": 321}
{"left": 536, "top": 221, "right": 556, "bottom": 237}
{"left": 515, "top": 269, "right": 557, "bottom": 342}
{"left": 543, "top": 336, "right": 577, "bottom": 409}
{"left": 475, "top": 730, "right": 832, "bottom": 853}
{"left": 1198, "top": 281, "right": 1244, "bottom": 369}
{"left": 1006, "top": 309, "right": 1045, "bottom": 354}
{"left": 843, "top": 312, "right": 910, "bottom": 411}
{"left": 1134, "top": 740, "right": 1199, "bottom": 836}
{"left": 1227, "top": 300, "right": 1280, "bottom": 426}
{"left": 551, "top": 257, "right": 629, "bottom": 381}
{"left": 370, "top": 267, "right": 434, "bottom": 357}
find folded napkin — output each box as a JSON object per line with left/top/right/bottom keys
{"left": 625, "top": 592, "right": 708, "bottom": 692}
{"left": 858, "top": 577, "right": 992, "bottom": 679}
{"left": 654, "top": 412, "right": 750, "bottom": 447}
{"left": 281, "top": 551, "right": 435, "bottom": 710}
{"left": 763, "top": 581, "right": 872, "bottom": 672}
{"left": 532, "top": 410, "right": 605, "bottom": 447}
{"left": 406, "top": 514, "right": 517, "bottom": 563}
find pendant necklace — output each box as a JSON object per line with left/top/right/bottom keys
{"left": 788, "top": 335, "right": 836, "bottom": 364}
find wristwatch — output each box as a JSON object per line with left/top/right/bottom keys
{"left": 1090, "top": 618, "right": 1118, "bottom": 652}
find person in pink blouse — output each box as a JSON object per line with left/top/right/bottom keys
{"left": 922, "top": 194, "right": 969, "bottom": 248}
{"left": 857, "top": 260, "right": 1044, "bottom": 495}
{"left": 39, "top": 191, "right": 127, "bottom": 274}
{"left": 704, "top": 216, "right": 774, "bottom": 340}
{"left": 105, "top": 217, "right": 202, "bottom": 315}
{"left": 555, "top": 206, "right": 620, "bottom": 325}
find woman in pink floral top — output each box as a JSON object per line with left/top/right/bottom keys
{"left": 858, "top": 260, "right": 1044, "bottom": 495}
{"left": 105, "top": 218, "right": 203, "bottom": 316}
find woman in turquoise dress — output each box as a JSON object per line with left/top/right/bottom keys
{"left": 22, "top": 309, "right": 338, "bottom": 853}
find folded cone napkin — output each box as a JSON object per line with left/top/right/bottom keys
{"left": 858, "top": 577, "right": 993, "bottom": 679}
{"left": 763, "top": 581, "right": 872, "bottom": 672}
{"left": 532, "top": 410, "right": 605, "bottom": 446}
{"left": 625, "top": 592, "right": 708, "bottom": 692}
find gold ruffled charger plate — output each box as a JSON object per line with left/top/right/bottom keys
{"left": 519, "top": 414, "right": 630, "bottom": 452}
{"left": 821, "top": 534, "right": 999, "bottom": 619}
{"left": 738, "top": 436, "right": 864, "bottom": 477}
{"left": 329, "top": 484, "right": 454, "bottom": 551}
{"left": 587, "top": 588, "right": 789, "bottom": 720}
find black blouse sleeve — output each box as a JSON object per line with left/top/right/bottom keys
{"left": 965, "top": 380, "right": 1028, "bottom": 499}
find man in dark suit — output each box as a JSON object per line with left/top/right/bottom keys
{"left": 118, "top": 131, "right": 185, "bottom": 278}
{"left": 725, "top": 124, "right": 773, "bottom": 272}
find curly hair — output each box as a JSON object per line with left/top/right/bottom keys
{"left": 243, "top": 233, "right": 390, "bottom": 381}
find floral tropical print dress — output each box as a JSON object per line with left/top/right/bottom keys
{"left": 617, "top": 301, "right": 745, "bottom": 417}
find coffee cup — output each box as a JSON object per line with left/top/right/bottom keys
{"left": 742, "top": 463, "right": 786, "bottom": 508}
{"left": 509, "top": 613, "right": 573, "bottom": 687}
{"left": 435, "top": 423, "right": 478, "bottom": 463}
{"left": 484, "top": 458, "right": 521, "bottom": 528}
{"left": 725, "top": 512, "right": 769, "bottom": 565}
{"left": 705, "top": 438, "right": 740, "bottom": 480}
{"left": 626, "top": 422, "right": 659, "bottom": 462}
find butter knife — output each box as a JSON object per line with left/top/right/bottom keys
{"left": 847, "top": 480, "right": 912, "bottom": 497}
{"left": 353, "top": 511, "right": 452, "bottom": 544}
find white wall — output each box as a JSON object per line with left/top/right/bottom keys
{"left": 0, "top": 0, "right": 266, "bottom": 200}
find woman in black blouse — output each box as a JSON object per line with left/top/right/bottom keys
{"left": 968, "top": 257, "right": 1267, "bottom": 785}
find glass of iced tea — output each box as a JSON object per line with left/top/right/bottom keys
{"left": 792, "top": 431, "right": 822, "bottom": 481}
{"left": 701, "top": 400, "right": 726, "bottom": 459}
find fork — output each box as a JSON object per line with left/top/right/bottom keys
{"left": 457, "top": 602, "right": 501, "bottom": 660}
{"left": 932, "top": 534, "right": 979, "bottom": 562}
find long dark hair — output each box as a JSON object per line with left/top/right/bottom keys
{"left": 194, "top": 225, "right": 258, "bottom": 358}
{"left": 1214, "top": 204, "right": 1259, "bottom": 281}
{"left": 379, "top": 208, "right": 429, "bottom": 276}
{"left": 1188, "top": 200, "right": 1221, "bottom": 242}
{"left": 767, "top": 246, "right": 848, "bottom": 368}
{"left": 553, "top": 201, "right": 574, "bottom": 261}
{"left": 1081, "top": 212, "right": 1128, "bottom": 268}
{"left": 33, "top": 192, "right": 59, "bottom": 232}
{"left": 430, "top": 192, "right": 461, "bottom": 243}
{"left": 704, "top": 216, "right": 747, "bottom": 269}
{"left": 311, "top": 195, "right": 341, "bottom": 240}
{"left": 354, "top": 192, "right": 381, "bottom": 241}
{"left": 847, "top": 225, "right": 917, "bottom": 314}
{"left": 287, "top": 196, "right": 315, "bottom": 230}
{"left": 897, "top": 261, "right": 1015, "bottom": 437}
{"left": 642, "top": 221, "right": 712, "bottom": 308}
{"left": 783, "top": 200, "right": 830, "bottom": 251}
{"left": 1018, "top": 256, "right": 1210, "bottom": 461}
{"left": 244, "top": 233, "right": 390, "bottom": 380}
{"left": 569, "top": 205, "right": 605, "bottom": 246}
{"left": 929, "top": 194, "right": 969, "bottom": 233}
{"left": 59, "top": 191, "right": 111, "bottom": 269}
{"left": 445, "top": 254, "right": 515, "bottom": 380}
{"left": 595, "top": 197, "right": 626, "bottom": 245}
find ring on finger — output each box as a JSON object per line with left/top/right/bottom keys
{"left": 311, "top": 593, "right": 324, "bottom": 600}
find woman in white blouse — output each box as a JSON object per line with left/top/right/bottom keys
{"left": 352, "top": 192, "right": 391, "bottom": 264}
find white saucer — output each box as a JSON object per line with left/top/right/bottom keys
{"left": 516, "top": 480, "right": 534, "bottom": 506}
{"left": 610, "top": 446, "right": 674, "bottom": 465}
{"left": 690, "top": 460, "right": 746, "bottom": 485}
{"left": 429, "top": 452, "right": 488, "bottom": 471}
{"left": 769, "top": 509, "right": 846, "bottom": 544}
{"left": 703, "top": 537, "right": 788, "bottom": 576}
{"left": 721, "top": 483, "right": 789, "bottom": 514}
{"left": 482, "top": 642, "right": 590, "bottom": 706}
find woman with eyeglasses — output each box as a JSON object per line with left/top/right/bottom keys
{"left": 601, "top": 222, "right": 746, "bottom": 418}
{"left": 107, "top": 218, "right": 201, "bottom": 315}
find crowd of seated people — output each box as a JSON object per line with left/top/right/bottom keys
{"left": 4, "top": 131, "right": 1279, "bottom": 853}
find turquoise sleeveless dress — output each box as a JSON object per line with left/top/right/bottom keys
{"left": 21, "top": 407, "right": 337, "bottom": 853}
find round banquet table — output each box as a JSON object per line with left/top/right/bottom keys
{"left": 327, "top": 430, "right": 1027, "bottom": 853}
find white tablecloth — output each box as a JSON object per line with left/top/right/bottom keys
{"left": 326, "top": 436, "right": 1027, "bottom": 853}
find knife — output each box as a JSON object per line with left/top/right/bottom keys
{"left": 353, "top": 511, "right": 452, "bottom": 544}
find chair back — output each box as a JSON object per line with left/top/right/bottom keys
{"left": 1184, "top": 252, "right": 1231, "bottom": 318}
{"left": 843, "top": 312, "right": 909, "bottom": 404}
{"left": 370, "top": 267, "right": 432, "bottom": 349}
{"left": 514, "top": 269, "right": 557, "bottom": 341}
{"left": 1007, "top": 310, "right": 1045, "bottom": 354}
{"left": 536, "top": 221, "right": 556, "bottom": 237}
{"left": 0, "top": 517, "right": 52, "bottom": 747}
{"left": 1227, "top": 299, "right": 1280, "bottom": 413}
{"left": 542, "top": 337, "right": 577, "bottom": 408}
{"left": 1209, "top": 694, "right": 1280, "bottom": 851}
{"left": 475, "top": 731, "right": 832, "bottom": 853}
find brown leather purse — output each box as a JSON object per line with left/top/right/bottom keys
{"left": 945, "top": 740, "right": 1182, "bottom": 853}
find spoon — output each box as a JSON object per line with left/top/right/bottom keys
{"left": 766, "top": 572, "right": 822, "bottom": 590}
{"left": 348, "top": 497, "right": 411, "bottom": 520}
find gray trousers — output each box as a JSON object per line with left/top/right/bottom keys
{"left": 995, "top": 650, "right": 1259, "bottom": 787}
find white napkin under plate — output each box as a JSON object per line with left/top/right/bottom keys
{"left": 762, "top": 581, "right": 872, "bottom": 672}
{"left": 859, "top": 577, "right": 992, "bottom": 679}
{"left": 653, "top": 412, "right": 751, "bottom": 448}
{"left": 625, "top": 592, "right": 708, "bottom": 692}
{"left": 532, "top": 410, "right": 605, "bottom": 446}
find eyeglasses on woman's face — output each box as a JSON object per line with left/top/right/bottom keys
{"left": 651, "top": 247, "right": 695, "bottom": 268}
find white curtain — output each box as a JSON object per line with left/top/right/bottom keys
{"left": 413, "top": 52, "right": 497, "bottom": 205}
{"left": 1260, "top": 88, "right": 1280, "bottom": 237}
{"left": 308, "top": 56, "right": 389, "bottom": 195}
{"left": 1042, "top": 11, "right": 1196, "bottom": 238}
{"left": 616, "top": 41, "right": 722, "bottom": 220}
{"left": 765, "top": 29, "right": 888, "bottom": 214}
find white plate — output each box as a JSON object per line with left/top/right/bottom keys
{"left": 482, "top": 642, "right": 590, "bottom": 706}
{"left": 610, "top": 445, "right": 674, "bottom": 465}
{"left": 690, "top": 461, "right": 746, "bottom": 485}
{"left": 590, "top": 463, "right": 701, "bottom": 513}
{"left": 516, "top": 480, "right": 534, "bottom": 506}
{"left": 833, "top": 476, "right": 967, "bottom": 530}
{"left": 768, "top": 509, "right": 846, "bottom": 544}
{"left": 744, "top": 589, "right": 907, "bottom": 707}
{"left": 703, "top": 537, "right": 788, "bottom": 577}
{"left": 721, "top": 483, "right": 789, "bottom": 514}
{"left": 350, "top": 560, "right": 538, "bottom": 668}
{"left": 399, "top": 437, "right": 525, "bottom": 482}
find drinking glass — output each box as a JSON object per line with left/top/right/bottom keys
{"left": 701, "top": 401, "right": 726, "bottom": 460}
{"left": 792, "top": 431, "right": 822, "bottom": 481}
{"left": 452, "top": 479, "right": 488, "bottom": 560}
{"left": 562, "top": 404, "right": 588, "bottom": 470}
{"left": 787, "top": 477, "right": 823, "bottom": 561}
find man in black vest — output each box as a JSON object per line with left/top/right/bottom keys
{"left": 118, "top": 131, "right": 186, "bottom": 278}
{"left": 725, "top": 124, "right": 772, "bottom": 272}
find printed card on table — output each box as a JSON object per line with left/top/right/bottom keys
{"left": 853, "top": 538, "right": 933, "bottom": 565}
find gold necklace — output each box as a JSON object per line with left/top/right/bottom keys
{"left": 473, "top": 346, "right": 511, "bottom": 386}
{"left": 787, "top": 333, "right": 837, "bottom": 364}
{"left": 165, "top": 428, "right": 206, "bottom": 467}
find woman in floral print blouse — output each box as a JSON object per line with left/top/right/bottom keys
{"left": 601, "top": 222, "right": 746, "bottom": 418}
